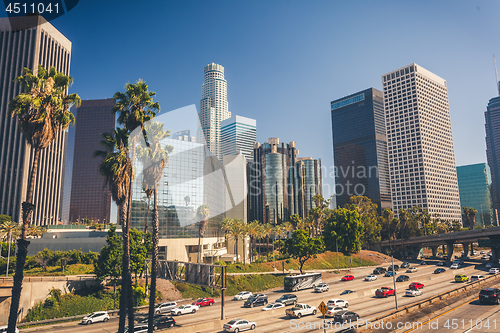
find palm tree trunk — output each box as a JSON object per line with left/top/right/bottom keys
{"left": 147, "top": 187, "right": 159, "bottom": 333}
{"left": 118, "top": 202, "right": 128, "bottom": 333}
{"left": 8, "top": 148, "right": 40, "bottom": 333}
{"left": 143, "top": 197, "right": 150, "bottom": 233}
{"left": 197, "top": 231, "right": 202, "bottom": 264}
{"left": 125, "top": 182, "right": 134, "bottom": 331}
{"left": 236, "top": 237, "right": 239, "bottom": 263}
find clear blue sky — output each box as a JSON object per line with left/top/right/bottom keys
{"left": 3, "top": 0, "right": 500, "bottom": 197}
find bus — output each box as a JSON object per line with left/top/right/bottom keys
{"left": 284, "top": 273, "right": 322, "bottom": 291}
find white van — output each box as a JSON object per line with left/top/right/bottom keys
{"left": 470, "top": 275, "right": 485, "bottom": 282}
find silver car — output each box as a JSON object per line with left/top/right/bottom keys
{"left": 223, "top": 319, "right": 257, "bottom": 332}
{"left": 314, "top": 283, "right": 329, "bottom": 292}
{"left": 82, "top": 311, "right": 110, "bottom": 324}
{"left": 233, "top": 291, "right": 253, "bottom": 300}
{"left": 155, "top": 301, "right": 177, "bottom": 314}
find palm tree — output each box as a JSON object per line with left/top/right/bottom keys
{"left": 112, "top": 80, "right": 160, "bottom": 332}
{"left": 94, "top": 128, "right": 131, "bottom": 333}
{"left": 7, "top": 65, "right": 80, "bottom": 332}
{"left": 311, "top": 194, "right": 326, "bottom": 236}
{"left": 27, "top": 225, "right": 45, "bottom": 238}
{"left": 263, "top": 223, "right": 273, "bottom": 255}
{"left": 142, "top": 189, "right": 153, "bottom": 233}
{"left": 245, "top": 220, "right": 261, "bottom": 262}
{"left": 196, "top": 205, "right": 210, "bottom": 264}
{"left": 136, "top": 122, "right": 171, "bottom": 333}
{"left": 289, "top": 214, "right": 301, "bottom": 230}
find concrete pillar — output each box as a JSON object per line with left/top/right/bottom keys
{"left": 492, "top": 247, "right": 499, "bottom": 263}
{"left": 446, "top": 240, "right": 455, "bottom": 262}
{"left": 470, "top": 243, "right": 474, "bottom": 256}
{"left": 462, "top": 243, "right": 470, "bottom": 257}
{"left": 431, "top": 246, "right": 438, "bottom": 257}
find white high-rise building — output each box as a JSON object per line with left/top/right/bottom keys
{"left": 198, "top": 63, "right": 231, "bottom": 159}
{"left": 221, "top": 115, "right": 257, "bottom": 161}
{"left": 382, "top": 63, "right": 461, "bottom": 222}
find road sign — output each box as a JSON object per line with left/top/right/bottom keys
{"left": 318, "top": 301, "right": 328, "bottom": 316}
{"left": 348, "top": 258, "right": 352, "bottom": 264}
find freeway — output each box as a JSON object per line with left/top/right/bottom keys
{"left": 21, "top": 254, "right": 492, "bottom": 333}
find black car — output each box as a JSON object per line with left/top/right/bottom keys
{"left": 243, "top": 295, "right": 268, "bottom": 307}
{"left": 276, "top": 294, "right": 297, "bottom": 306}
{"left": 396, "top": 275, "right": 410, "bottom": 282}
{"left": 401, "top": 262, "right": 410, "bottom": 268}
{"left": 373, "top": 267, "right": 387, "bottom": 275}
{"left": 340, "top": 290, "right": 356, "bottom": 295}
{"left": 387, "top": 265, "right": 400, "bottom": 271}
{"left": 479, "top": 288, "right": 500, "bottom": 304}
{"left": 152, "top": 316, "right": 175, "bottom": 330}
{"left": 333, "top": 310, "right": 360, "bottom": 323}
{"left": 137, "top": 314, "right": 164, "bottom": 324}
{"left": 434, "top": 268, "right": 446, "bottom": 274}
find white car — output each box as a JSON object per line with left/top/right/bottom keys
{"left": 155, "top": 301, "right": 177, "bottom": 314}
{"left": 325, "top": 306, "right": 344, "bottom": 317}
{"left": 262, "top": 303, "right": 285, "bottom": 311}
{"left": 365, "top": 275, "right": 377, "bottom": 281}
{"left": 0, "top": 326, "right": 19, "bottom": 333}
{"left": 314, "top": 283, "right": 329, "bottom": 292}
{"left": 486, "top": 263, "right": 494, "bottom": 268}
{"left": 327, "top": 299, "right": 348, "bottom": 309}
{"left": 223, "top": 319, "right": 256, "bottom": 332}
{"left": 171, "top": 304, "right": 199, "bottom": 315}
{"left": 450, "top": 263, "right": 460, "bottom": 269}
{"left": 471, "top": 275, "right": 485, "bottom": 282}
{"left": 482, "top": 255, "right": 490, "bottom": 260}
{"left": 480, "top": 251, "right": 486, "bottom": 255}
{"left": 405, "top": 289, "right": 423, "bottom": 297}
{"left": 81, "top": 311, "right": 110, "bottom": 324}
{"left": 233, "top": 291, "right": 253, "bottom": 300}
{"left": 124, "top": 325, "right": 147, "bottom": 333}
{"left": 489, "top": 268, "right": 500, "bottom": 274}
{"left": 406, "top": 267, "right": 418, "bottom": 273}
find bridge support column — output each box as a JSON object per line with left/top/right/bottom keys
{"left": 492, "top": 248, "right": 500, "bottom": 264}
{"left": 462, "top": 243, "right": 470, "bottom": 257}
{"left": 431, "top": 246, "right": 438, "bottom": 257}
{"left": 446, "top": 241, "right": 455, "bottom": 262}
{"left": 470, "top": 243, "right": 475, "bottom": 256}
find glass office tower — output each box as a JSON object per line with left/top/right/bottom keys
{"left": 486, "top": 94, "right": 500, "bottom": 224}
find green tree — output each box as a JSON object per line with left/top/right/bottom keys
{"left": 245, "top": 220, "right": 263, "bottom": 262}
{"left": 282, "top": 229, "right": 324, "bottom": 274}
{"left": 129, "top": 229, "right": 148, "bottom": 282}
{"left": 323, "top": 208, "right": 364, "bottom": 254}
{"left": 289, "top": 214, "right": 301, "bottom": 231}
{"left": 310, "top": 194, "right": 328, "bottom": 236}
{"left": 348, "top": 196, "right": 381, "bottom": 246}
{"left": 7, "top": 65, "right": 80, "bottom": 333}
{"left": 94, "top": 225, "right": 123, "bottom": 292}
{"left": 0, "top": 215, "right": 12, "bottom": 224}
{"left": 462, "top": 206, "right": 478, "bottom": 230}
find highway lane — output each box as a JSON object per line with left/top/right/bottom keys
{"left": 22, "top": 257, "right": 490, "bottom": 333}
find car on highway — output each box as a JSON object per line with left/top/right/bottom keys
{"left": 480, "top": 251, "right": 486, "bottom": 254}
{"left": 233, "top": 291, "right": 253, "bottom": 300}
{"left": 434, "top": 268, "right": 446, "bottom": 274}
{"left": 387, "top": 265, "right": 400, "bottom": 271}
{"left": 262, "top": 303, "right": 285, "bottom": 311}
{"left": 490, "top": 268, "right": 500, "bottom": 274}
{"left": 486, "top": 263, "right": 494, "bottom": 268}
{"left": 471, "top": 275, "right": 485, "bottom": 282}
{"left": 137, "top": 313, "right": 165, "bottom": 324}
{"left": 472, "top": 251, "right": 477, "bottom": 256}
{"left": 375, "top": 287, "right": 395, "bottom": 298}
{"left": 152, "top": 316, "right": 176, "bottom": 330}
{"left": 405, "top": 289, "right": 423, "bottom": 297}
{"left": 373, "top": 267, "right": 387, "bottom": 275}
{"left": 276, "top": 294, "right": 298, "bottom": 306}
{"left": 437, "top": 261, "right": 445, "bottom": 266}
{"left": 482, "top": 255, "right": 490, "bottom": 260}
{"left": 341, "top": 275, "right": 354, "bottom": 281}
{"left": 406, "top": 267, "right": 418, "bottom": 273}
{"left": 455, "top": 274, "right": 469, "bottom": 283}
{"left": 420, "top": 261, "right": 427, "bottom": 265}
{"left": 450, "top": 263, "right": 460, "bottom": 269}
{"left": 327, "top": 299, "right": 349, "bottom": 308}
{"left": 479, "top": 288, "right": 500, "bottom": 304}
{"left": 314, "top": 283, "right": 329, "bottom": 293}
{"left": 155, "top": 301, "right": 178, "bottom": 314}
{"left": 340, "top": 290, "right": 356, "bottom": 295}
{"left": 0, "top": 326, "right": 19, "bottom": 333}
{"left": 192, "top": 298, "right": 215, "bottom": 307}
{"left": 365, "top": 274, "right": 377, "bottom": 281}
{"left": 396, "top": 275, "right": 410, "bottom": 282}
{"left": 82, "top": 311, "right": 110, "bottom": 325}
{"left": 123, "top": 325, "right": 148, "bottom": 333}
{"left": 285, "top": 303, "right": 317, "bottom": 318}
{"left": 243, "top": 295, "right": 268, "bottom": 308}
{"left": 333, "top": 310, "right": 360, "bottom": 323}
{"left": 401, "top": 262, "right": 410, "bottom": 268}
{"left": 409, "top": 282, "right": 424, "bottom": 290}
{"left": 384, "top": 271, "right": 397, "bottom": 277}
{"left": 223, "top": 319, "right": 257, "bottom": 332}
{"left": 325, "top": 306, "right": 345, "bottom": 317}
{"left": 171, "top": 304, "right": 199, "bottom": 315}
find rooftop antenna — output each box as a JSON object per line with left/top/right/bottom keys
{"left": 494, "top": 54, "right": 500, "bottom": 96}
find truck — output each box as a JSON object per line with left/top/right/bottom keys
{"left": 285, "top": 303, "right": 317, "bottom": 318}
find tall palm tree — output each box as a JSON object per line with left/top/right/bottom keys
{"left": 7, "top": 65, "right": 80, "bottom": 332}
{"left": 289, "top": 214, "right": 301, "bottom": 231}
{"left": 246, "top": 220, "right": 261, "bottom": 262}
{"left": 94, "top": 128, "right": 131, "bottom": 333}
{"left": 142, "top": 189, "right": 153, "bottom": 233}
{"left": 263, "top": 223, "right": 273, "bottom": 255}
{"left": 311, "top": 194, "right": 326, "bottom": 236}
{"left": 0, "top": 221, "right": 19, "bottom": 276}
{"left": 112, "top": 80, "right": 160, "bottom": 331}
{"left": 27, "top": 225, "right": 45, "bottom": 238}
{"left": 196, "top": 205, "right": 210, "bottom": 264}
{"left": 136, "top": 122, "right": 171, "bottom": 333}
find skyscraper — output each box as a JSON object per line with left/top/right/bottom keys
{"left": 221, "top": 115, "right": 256, "bottom": 161}
{"left": 0, "top": 15, "right": 71, "bottom": 225}
{"left": 331, "top": 88, "right": 391, "bottom": 213}
{"left": 456, "top": 163, "right": 493, "bottom": 227}
{"left": 66, "top": 99, "right": 116, "bottom": 224}
{"left": 382, "top": 63, "right": 461, "bottom": 221}
{"left": 197, "top": 63, "right": 231, "bottom": 160}
{"left": 295, "top": 157, "right": 322, "bottom": 218}
{"left": 485, "top": 92, "right": 500, "bottom": 222}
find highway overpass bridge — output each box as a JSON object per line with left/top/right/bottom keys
{"left": 370, "top": 226, "right": 500, "bottom": 262}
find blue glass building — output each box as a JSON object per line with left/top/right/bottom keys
{"left": 486, "top": 94, "right": 500, "bottom": 224}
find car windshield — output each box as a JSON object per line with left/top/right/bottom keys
{"left": 178, "top": 305, "right": 187, "bottom": 309}
{"left": 264, "top": 304, "right": 273, "bottom": 308}
{"left": 196, "top": 299, "right": 204, "bottom": 302}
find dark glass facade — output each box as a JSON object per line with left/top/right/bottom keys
{"left": 485, "top": 95, "right": 500, "bottom": 224}
{"left": 331, "top": 88, "right": 391, "bottom": 213}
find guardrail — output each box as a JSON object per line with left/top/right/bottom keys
{"left": 0, "top": 275, "right": 96, "bottom": 284}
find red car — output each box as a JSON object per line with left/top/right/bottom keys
{"left": 409, "top": 282, "right": 424, "bottom": 290}
{"left": 341, "top": 275, "right": 355, "bottom": 281}
{"left": 375, "top": 287, "right": 395, "bottom": 298}
{"left": 192, "top": 298, "right": 215, "bottom": 307}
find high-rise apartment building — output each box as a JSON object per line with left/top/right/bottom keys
{"left": 456, "top": 163, "right": 493, "bottom": 227}
{"left": 331, "top": 88, "right": 391, "bottom": 213}
{"left": 295, "top": 157, "right": 322, "bottom": 218}
{"left": 382, "top": 63, "right": 461, "bottom": 221}
{"left": 485, "top": 92, "right": 500, "bottom": 223}
{"left": 66, "top": 99, "right": 115, "bottom": 224}
{"left": 197, "top": 63, "right": 231, "bottom": 159}
{"left": 0, "top": 15, "right": 71, "bottom": 225}
{"left": 221, "top": 115, "right": 256, "bottom": 161}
